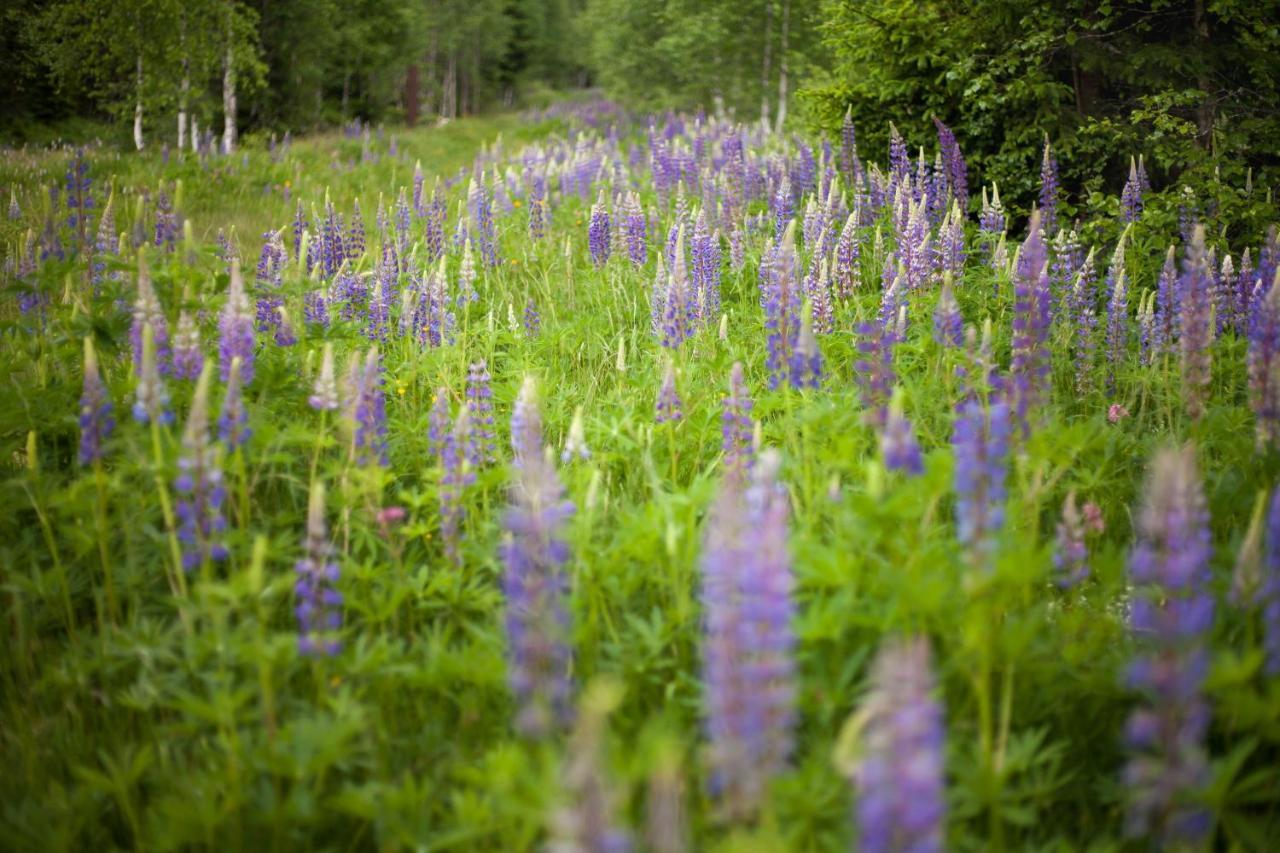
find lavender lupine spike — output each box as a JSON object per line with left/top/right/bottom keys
{"left": 174, "top": 364, "right": 229, "bottom": 571}
{"left": 502, "top": 377, "right": 576, "bottom": 737}
{"left": 550, "top": 684, "right": 633, "bottom": 853}
{"left": 7, "top": 189, "right": 19, "bottom": 221}
{"left": 1151, "top": 247, "right": 1177, "bottom": 359}
{"left": 524, "top": 296, "right": 541, "bottom": 339}
{"left": 79, "top": 338, "right": 114, "bottom": 465}
{"left": 132, "top": 324, "right": 173, "bottom": 425}
{"left": 763, "top": 222, "right": 802, "bottom": 389}
{"left": 655, "top": 362, "right": 683, "bottom": 424}
{"left": 171, "top": 310, "right": 204, "bottom": 380}
{"left": 721, "top": 362, "right": 755, "bottom": 484}
{"left": 218, "top": 356, "right": 251, "bottom": 451}
{"left": 1217, "top": 254, "right": 1239, "bottom": 334}
{"left": 1009, "top": 211, "right": 1052, "bottom": 427}
{"left": 789, "top": 311, "right": 823, "bottom": 389}
{"left": 91, "top": 191, "right": 116, "bottom": 292}
{"left": 952, "top": 396, "right": 1012, "bottom": 565}
{"left": 1068, "top": 248, "right": 1100, "bottom": 394}
{"left": 1039, "top": 137, "right": 1060, "bottom": 236}
{"left": 468, "top": 175, "right": 499, "bottom": 267}
{"left": 588, "top": 190, "right": 611, "bottom": 266}
{"left": 296, "top": 481, "right": 342, "bottom": 656}
{"left": 623, "top": 191, "right": 647, "bottom": 266}
{"left": 979, "top": 183, "right": 1005, "bottom": 238}
{"left": 352, "top": 347, "right": 389, "bottom": 467}
{"left": 1248, "top": 270, "right": 1280, "bottom": 448}
{"left": 846, "top": 636, "right": 945, "bottom": 853}
{"left": 1263, "top": 490, "right": 1280, "bottom": 676}
{"left": 441, "top": 409, "right": 475, "bottom": 565}
{"left": 660, "top": 227, "right": 695, "bottom": 349}
{"left": 855, "top": 320, "right": 897, "bottom": 428}
{"left": 219, "top": 261, "right": 255, "bottom": 384}
{"left": 309, "top": 344, "right": 340, "bottom": 411}
{"left": 833, "top": 212, "right": 860, "bottom": 299}
{"left": 1103, "top": 229, "right": 1132, "bottom": 391}
{"left": 412, "top": 161, "right": 426, "bottom": 216}
{"left": 466, "top": 360, "right": 497, "bottom": 464}
{"left": 700, "top": 449, "right": 795, "bottom": 822}
{"left": 881, "top": 389, "right": 923, "bottom": 475}
{"left": 562, "top": 408, "right": 591, "bottom": 463}
{"left": 1054, "top": 491, "right": 1091, "bottom": 588}
{"left": 428, "top": 386, "right": 452, "bottom": 461}
{"left": 1180, "top": 226, "right": 1215, "bottom": 420}
{"left": 1121, "top": 156, "right": 1143, "bottom": 223}
{"left": 1123, "top": 445, "right": 1214, "bottom": 845}
{"left": 933, "top": 273, "right": 963, "bottom": 347}
{"left": 933, "top": 116, "right": 968, "bottom": 212}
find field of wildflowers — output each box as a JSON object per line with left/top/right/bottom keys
{"left": 2, "top": 101, "right": 1279, "bottom": 850}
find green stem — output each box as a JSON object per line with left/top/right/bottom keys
{"left": 150, "top": 420, "right": 191, "bottom": 625}
{"left": 94, "top": 461, "right": 117, "bottom": 623}
{"left": 25, "top": 482, "right": 75, "bottom": 640}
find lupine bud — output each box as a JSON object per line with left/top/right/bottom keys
{"left": 655, "top": 362, "right": 683, "bottom": 424}
{"left": 174, "top": 364, "right": 229, "bottom": 571}
{"left": 218, "top": 357, "right": 250, "bottom": 450}
{"left": 78, "top": 338, "right": 114, "bottom": 465}
{"left": 132, "top": 324, "right": 172, "bottom": 425}
{"left": 219, "top": 261, "right": 255, "bottom": 384}
{"left": 953, "top": 396, "right": 1011, "bottom": 565}
{"left": 880, "top": 389, "right": 922, "bottom": 475}
{"left": 295, "top": 480, "right": 342, "bottom": 656}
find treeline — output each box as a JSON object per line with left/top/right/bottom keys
{"left": 3, "top": 0, "right": 586, "bottom": 145}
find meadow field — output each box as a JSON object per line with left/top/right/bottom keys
{"left": 2, "top": 100, "right": 1279, "bottom": 850}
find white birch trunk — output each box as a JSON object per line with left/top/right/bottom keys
{"left": 133, "top": 55, "right": 145, "bottom": 151}
{"left": 774, "top": 0, "right": 790, "bottom": 134}
{"left": 222, "top": 41, "right": 236, "bottom": 154}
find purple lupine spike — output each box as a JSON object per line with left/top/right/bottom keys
{"left": 130, "top": 261, "right": 170, "bottom": 374}
{"left": 79, "top": 338, "right": 114, "bottom": 465}
{"left": 352, "top": 348, "right": 388, "bottom": 467}
{"left": 1215, "top": 254, "right": 1238, "bottom": 335}
{"left": 1067, "top": 248, "right": 1100, "bottom": 396}
{"left": 523, "top": 295, "right": 541, "bottom": 339}
{"left": 840, "top": 108, "right": 862, "bottom": 188}
{"left": 701, "top": 448, "right": 795, "bottom": 822}
{"left": 132, "top": 324, "right": 173, "bottom": 426}
{"left": 933, "top": 273, "right": 963, "bottom": 347}
{"left": 466, "top": 360, "right": 497, "bottom": 464}
{"left": 468, "top": 175, "right": 499, "bottom": 267}
{"left": 171, "top": 310, "right": 204, "bottom": 381}
{"left": 887, "top": 123, "right": 909, "bottom": 193}
{"left": 304, "top": 288, "right": 330, "bottom": 328}
{"left": 349, "top": 199, "right": 366, "bottom": 260}
{"left": 789, "top": 312, "right": 823, "bottom": 389}
{"left": 217, "top": 357, "right": 251, "bottom": 451}
{"left": 441, "top": 408, "right": 475, "bottom": 565}
{"left": 296, "top": 481, "right": 342, "bottom": 656}
{"left": 458, "top": 239, "right": 478, "bottom": 305}
{"left": 551, "top": 684, "right": 632, "bottom": 853}
{"left": 899, "top": 196, "right": 931, "bottom": 292}
{"left": 292, "top": 200, "right": 308, "bottom": 262}
{"left": 1009, "top": 211, "right": 1052, "bottom": 427}
{"left": 1180, "top": 226, "right": 1214, "bottom": 420}
{"left": 1237, "top": 249, "right": 1256, "bottom": 328}
{"left": 655, "top": 362, "right": 684, "bottom": 424}
{"left": 1039, "top": 138, "right": 1060, "bottom": 236}
{"left": 623, "top": 191, "right": 647, "bottom": 266}
{"left": 763, "top": 223, "right": 802, "bottom": 389}
{"left": 770, "top": 177, "right": 792, "bottom": 244}
{"left": 953, "top": 395, "right": 1011, "bottom": 565}
{"left": 721, "top": 362, "right": 755, "bottom": 484}
{"left": 7, "top": 189, "right": 19, "bottom": 221}
{"left": 848, "top": 636, "right": 945, "bottom": 853}
{"left": 528, "top": 172, "right": 547, "bottom": 242}
{"left": 218, "top": 262, "right": 255, "bottom": 384}
{"left": 934, "top": 201, "right": 965, "bottom": 281}
{"left": 1263, "top": 489, "right": 1280, "bottom": 675}
{"left": 660, "top": 227, "right": 695, "bottom": 349}
{"left": 833, "top": 212, "right": 861, "bottom": 299}
{"left": 805, "top": 259, "right": 834, "bottom": 336}
{"left": 933, "top": 117, "right": 968, "bottom": 212}
{"left": 174, "top": 365, "right": 229, "bottom": 571}
{"left": 425, "top": 179, "right": 447, "bottom": 262}
{"left": 428, "top": 386, "right": 451, "bottom": 461}
{"left": 1104, "top": 231, "right": 1131, "bottom": 391}
{"left": 154, "top": 190, "right": 178, "bottom": 252}
{"left": 855, "top": 321, "right": 896, "bottom": 428}
{"left": 91, "top": 192, "right": 116, "bottom": 293}
{"left": 1121, "top": 157, "right": 1143, "bottom": 223}
{"left": 729, "top": 222, "right": 745, "bottom": 271}
{"left": 588, "top": 190, "right": 611, "bottom": 266}
{"left": 502, "top": 376, "right": 576, "bottom": 737}
{"left": 691, "top": 211, "right": 721, "bottom": 324}
{"left": 1123, "top": 445, "right": 1213, "bottom": 845}
{"left": 880, "top": 391, "right": 923, "bottom": 475}
{"left": 979, "top": 184, "right": 1005, "bottom": 238}
{"left": 1248, "top": 270, "right": 1280, "bottom": 448}
{"left": 412, "top": 161, "right": 426, "bottom": 217}
{"left": 1054, "top": 490, "right": 1094, "bottom": 588}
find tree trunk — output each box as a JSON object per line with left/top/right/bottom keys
{"left": 405, "top": 63, "right": 420, "bottom": 127}
{"left": 759, "top": 0, "right": 773, "bottom": 128}
{"left": 134, "top": 55, "right": 145, "bottom": 151}
{"left": 444, "top": 52, "right": 457, "bottom": 119}
{"left": 1193, "top": 0, "right": 1213, "bottom": 150}
{"left": 191, "top": 117, "right": 199, "bottom": 153}
{"left": 178, "top": 61, "right": 189, "bottom": 150}
{"left": 774, "top": 0, "right": 789, "bottom": 134}
{"left": 222, "top": 39, "right": 237, "bottom": 154}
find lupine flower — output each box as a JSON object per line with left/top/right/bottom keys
{"left": 1039, "top": 138, "right": 1060, "bottom": 236}
{"left": 524, "top": 296, "right": 541, "bottom": 338}
{"left": 91, "top": 191, "right": 116, "bottom": 292}
{"left": 623, "top": 191, "right": 646, "bottom": 266}
{"left": 171, "top": 310, "right": 203, "bottom": 380}
{"left": 217, "top": 356, "right": 250, "bottom": 450}
{"left": 789, "top": 311, "right": 823, "bottom": 389}
{"left": 1103, "top": 230, "right": 1131, "bottom": 391}
{"left": 550, "top": 683, "right": 632, "bottom": 853}
{"left": 701, "top": 449, "right": 795, "bottom": 821}
{"left": 952, "top": 396, "right": 1012, "bottom": 564}
{"left": 588, "top": 190, "right": 611, "bottom": 266}
{"left": 458, "top": 238, "right": 478, "bottom": 305}
{"left": 352, "top": 348, "right": 388, "bottom": 467}
{"left": 1263, "top": 490, "right": 1280, "bottom": 675}
{"left": 562, "top": 408, "right": 590, "bottom": 463}
{"left": 979, "top": 183, "right": 1005, "bottom": 238}
{"left": 132, "top": 324, "right": 172, "bottom": 425}
{"left": 7, "top": 189, "right": 19, "bottom": 220}
{"left": 1054, "top": 490, "right": 1093, "bottom": 588}
{"left": 428, "top": 385, "right": 452, "bottom": 460}
{"left": 295, "top": 480, "right": 342, "bottom": 656}
{"left": 174, "top": 365, "right": 229, "bottom": 571}
{"left": 309, "top": 344, "right": 340, "bottom": 411}
{"left": 846, "top": 636, "right": 946, "bottom": 853}
{"left": 1180, "top": 226, "right": 1214, "bottom": 420}
{"left": 656, "top": 362, "right": 683, "bottom": 424}
{"left": 691, "top": 210, "right": 722, "bottom": 324}
{"left": 658, "top": 228, "right": 696, "bottom": 349}
{"left": 79, "top": 338, "right": 114, "bottom": 465}
{"left": 466, "top": 360, "right": 497, "bottom": 464}
{"left": 840, "top": 108, "right": 862, "bottom": 187}
{"left": 933, "top": 117, "right": 968, "bottom": 212}
{"left": 502, "top": 377, "right": 576, "bottom": 737}
{"left": 1216, "top": 254, "right": 1239, "bottom": 334}
{"left": 131, "top": 260, "right": 170, "bottom": 373}
{"left": 154, "top": 190, "right": 178, "bottom": 252}
{"left": 1153, "top": 246, "right": 1178, "bottom": 355}
{"left": 833, "top": 212, "right": 860, "bottom": 298}
{"left": 468, "top": 175, "right": 499, "bottom": 267}
{"left": 855, "top": 321, "right": 896, "bottom": 427}
{"left": 1249, "top": 270, "right": 1280, "bottom": 448}
{"left": 933, "top": 273, "right": 963, "bottom": 346}
{"left": 1123, "top": 445, "right": 1213, "bottom": 845}
{"left": 881, "top": 390, "right": 923, "bottom": 475}
{"left": 763, "top": 224, "right": 802, "bottom": 388}
{"left": 441, "top": 409, "right": 475, "bottom": 565}
{"left": 721, "top": 362, "right": 755, "bottom": 484}
{"left": 1009, "top": 212, "right": 1052, "bottom": 427}
{"left": 219, "top": 261, "right": 255, "bottom": 384}
{"left": 1121, "top": 157, "right": 1143, "bottom": 223}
